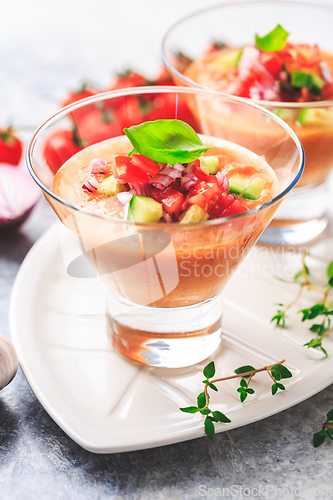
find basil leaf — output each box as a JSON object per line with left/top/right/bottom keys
{"left": 255, "top": 24, "right": 289, "bottom": 52}
{"left": 123, "top": 119, "right": 210, "bottom": 164}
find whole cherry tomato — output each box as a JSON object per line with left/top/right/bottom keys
{"left": 77, "top": 108, "right": 123, "bottom": 146}
{"left": 107, "top": 70, "right": 148, "bottom": 91}
{"left": 43, "top": 129, "right": 82, "bottom": 175}
{"left": 0, "top": 127, "right": 23, "bottom": 166}
{"left": 61, "top": 84, "right": 101, "bottom": 125}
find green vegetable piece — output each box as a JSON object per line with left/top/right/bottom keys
{"left": 272, "top": 108, "right": 297, "bottom": 122}
{"left": 200, "top": 155, "right": 219, "bottom": 174}
{"left": 255, "top": 24, "right": 289, "bottom": 52}
{"left": 327, "top": 409, "right": 333, "bottom": 421}
{"left": 313, "top": 429, "right": 326, "bottom": 447}
{"left": 123, "top": 119, "right": 210, "bottom": 164}
{"left": 204, "top": 417, "right": 215, "bottom": 440}
{"left": 212, "top": 411, "right": 231, "bottom": 423}
{"left": 197, "top": 391, "right": 207, "bottom": 409}
{"left": 298, "top": 108, "right": 333, "bottom": 126}
{"left": 291, "top": 71, "right": 313, "bottom": 89}
{"left": 127, "top": 195, "right": 163, "bottom": 223}
{"left": 203, "top": 361, "right": 216, "bottom": 379}
{"left": 291, "top": 71, "right": 324, "bottom": 95}
{"left": 180, "top": 406, "right": 200, "bottom": 413}
{"left": 327, "top": 261, "right": 333, "bottom": 281}
{"left": 212, "top": 49, "right": 243, "bottom": 69}
{"left": 270, "top": 363, "right": 292, "bottom": 380}
{"left": 243, "top": 177, "right": 267, "bottom": 200}
{"left": 234, "top": 365, "right": 256, "bottom": 378}
{"left": 228, "top": 176, "right": 249, "bottom": 195}
{"left": 98, "top": 175, "right": 126, "bottom": 197}
{"left": 179, "top": 205, "right": 209, "bottom": 224}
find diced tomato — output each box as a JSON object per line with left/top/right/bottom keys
{"left": 115, "top": 156, "right": 149, "bottom": 183}
{"left": 186, "top": 181, "right": 235, "bottom": 219}
{"left": 192, "top": 163, "right": 211, "bottom": 182}
{"left": 260, "top": 53, "right": 283, "bottom": 76}
{"left": 159, "top": 187, "right": 184, "bottom": 215}
{"left": 131, "top": 154, "right": 160, "bottom": 175}
{"left": 220, "top": 200, "right": 248, "bottom": 217}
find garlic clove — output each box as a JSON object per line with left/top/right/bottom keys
{"left": 0, "top": 332, "right": 18, "bottom": 391}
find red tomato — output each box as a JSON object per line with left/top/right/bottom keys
{"left": 131, "top": 155, "right": 160, "bottom": 176}
{"left": 187, "top": 181, "right": 235, "bottom": 219}
{"left": 260, "top": 53, "right": 283, "bottom": 76}
{"left": 43, "top": 129, "right": 82, "bottom": 175}
{"left": 108, "top": 70, "right": 148, "bottom": 91}
{"left": 115, "top": 156, "right": 149, "bottom": 183}
{"left": 61, "top": 85, "right": 101, "bottom": 124}
{"left": 220, "top": 199, "right": 247, "bottom": 217}
{"left": 158, "top": 187, "right": 184, "bottom": 215}
{"left": 146, "top": 84, "right": 199, "bottom": 129}
{"left": 77, "top": 109, "right": 122, "bottom": 146}
{"left": 116, "top": 96, "right": 148, "bottom": 129}
{"left": 0, "top": 128, "right": 23, "bottom": 166}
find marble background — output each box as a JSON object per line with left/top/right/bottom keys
{"left": 1, "top": 0, "right": 333, "bottom": 498}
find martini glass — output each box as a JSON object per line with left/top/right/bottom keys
{"left": 162, "top": 0, "right": 333, "bottom": 244}
{"left": 27, "top": 86, "right": 304, "bottom": 367}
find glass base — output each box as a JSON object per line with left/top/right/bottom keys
{"left": 106, "top": 293, "right": 223, "bottom": 368}
{"left": 260, "top": 181, "right": 329, "bottom": 245}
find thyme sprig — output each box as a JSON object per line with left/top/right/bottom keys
{"left": 313, "top": 409, "right": 333, "bottom": 447}
{"left": 180, "top": 360, "right": 292, "bottom": 439}
{"left": 271, "top": 252, "right": 333, "bottom": 356}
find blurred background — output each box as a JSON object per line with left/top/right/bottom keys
{"left": 1, "top": 0, "right": 219, "bottom": 130}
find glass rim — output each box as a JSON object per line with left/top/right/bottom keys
{"left": 26, "top": 85, "right": 305, "bottom": 227}
{"left": 161, "top": 0, "right": 333, "bottom": 109}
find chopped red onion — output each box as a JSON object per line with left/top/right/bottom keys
{"left": 0, "top": 163, "right": 40, "bottom": 230}
{"left": 82, "top": 177, "right": 100, "bottom": 193}
{"left": 216, "top": 171, "right": 229, "bottom": 191}
{"left": 149, "top": 163, "right": 185, "bottom": 189}
{"left": 117, "top": 191, "right": 133, "bottom": 205}
{"left": 128, "top": 181, "right": 150, "bottom": 197}
{"left": 320, "top": 61, "right": 333, "bottom": 83}
{"left": 181, "top": 171, "right": 198, "bottom": 190}
{"left": 89, "top": 158, "right": 107, "bottom": 175}
{"left": 238, "top": 47, "right": 260, "bottom": 81}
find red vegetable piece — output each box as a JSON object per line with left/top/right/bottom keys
{"left": 115, "top": 156, "right": 149, "bottom": 183}
{"left": 220, "top": 199, "right": 248, "bottom": 217}
{"left": 0, "top": 128, "right": 23, "bottom": 166}
{"left": 77, "top": 109, "right": 122, "bottom": 146}
{"left": 260, "top": 53, "right": 283, "bottom": 76}
{"left": 61, "top": 85, "right": 100, "bottom": 124}
{"left": 131, "top": 154, "right": 160, "bottom": 176}
{"left": 43, "top": 129, "right": 82, "bottom": 175}
{"left": 159, "top": 187, "right": 184, "bottom": 215}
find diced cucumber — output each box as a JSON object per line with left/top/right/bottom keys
{"left": 179, "top": 205, "right": 209, "bottom": 224}
{"left": 200, "top": 156, "right": 219, "bottom": 174}
{"left": 98, "top": 175, "right": 126, "bottom": 197}
{"left": 211, "top": 49, "right": 242, "bottom": 70}
{"left": 127, "top": 195, "right": 163, "bottom": 223}
{"left": 228, "top": 176, "right": 249, "bottom": 195}
{"left": 272, "top": 108, "right": 297, "bottom": 122}
{"left": 243, "top": 177, "right": 267, "bottom": 200}
{"left": 311, "top": 75, "right": 325, "bottom": 95}
{"left": 298, "top": 108, "right": 333, "bottom": 126}
{"left": 291, "top": 71, "right": 324, "bottom": 95}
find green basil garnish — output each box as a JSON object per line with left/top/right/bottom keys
{"left": 123, "top": 119, "right": 210, "bottom": 164}
{"left": 255, "top": 24, "right": 289, "bottom": 53}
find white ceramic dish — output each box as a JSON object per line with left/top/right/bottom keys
{"left": 10, "top": 222, "right": 333, "bottom": 454}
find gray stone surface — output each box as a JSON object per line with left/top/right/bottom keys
{"left": 1, "top": 0, "right": 333, "bottom": 497}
